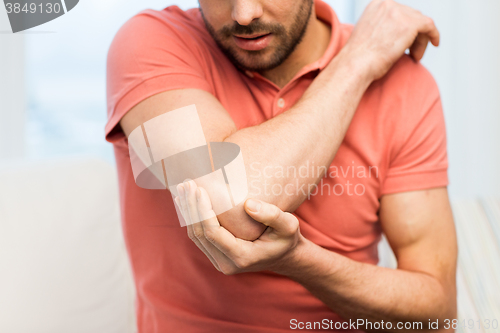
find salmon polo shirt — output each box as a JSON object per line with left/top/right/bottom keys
{"left": 106, "top": 0, "right": 448, "bottom": 332}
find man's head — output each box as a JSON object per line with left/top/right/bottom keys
{"left": 199, "top": 0, "right": 314, "bottom": 72}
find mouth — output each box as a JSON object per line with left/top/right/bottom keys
{"left": 233, "top": 33, "right": 273, "bottom": 51}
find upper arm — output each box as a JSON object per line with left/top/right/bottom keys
{"left": 377, "top": 61, "right": 456, "bottom": 297}
{"left": 379, "top": 188, "right": 457, "bottom": 300}
{"left": 120, "top": 88, "right": 236, "bottom": 141}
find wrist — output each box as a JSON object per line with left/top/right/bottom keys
{"left": 330, "top": 44, "right": 376, "bottom": 86}
{"left": 272, "top": 234, "right": 314, "bottom": 277}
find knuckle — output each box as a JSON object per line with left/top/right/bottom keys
{"left": 289, "top": 215, "right": 300, "bottom": 234}
{"left": 413, "top": 8, "right": 422, "bottom": 16}
{"left": 193, "top": 228, "right": 205, "bottom": 240}
{"left": 233, "top": 259, "right": 244, "bottom": 270}
{"left": 388, "top": 6, "right": 400, "bottom": 18}
{"left": 187, "top": 229, "right": 196, "bottom": 241}
{"left": 233, "top": 256, "right": 250, "bottom": 270}
{"left": 220, "top": 264, "right": 237, "bottom": 276}
{"left": 381, "top": 0, "right": 393, "bottom": 9}
{"left": 286, "top": 218, "right": 299, "bottom": 235}
{"left": 204, "top": 229, "right": 216, "bottom": 243}
{"left": 269, "top": 205, "right": 281, "bottom": 222}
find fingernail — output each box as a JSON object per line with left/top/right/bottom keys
{"left": 196, "top": 188, "right": 201, "bottom": 202}
{"left": 246, "top": 199, "right": 261, "bottom": 213}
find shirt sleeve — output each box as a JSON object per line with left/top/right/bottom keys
{"left": 105, "top": 9, "right": 213, "bottom": 142}
{"left": 381, "top": 62, "right": 449, "bottom": 195}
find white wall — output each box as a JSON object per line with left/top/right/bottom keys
{"left": 353, "top": 0, "right": 500, "bottom": 200}
{"left": 0, "top": 9, "right": 25, "bottom": 159}
{"left": 324, "top": 0, "right": 356, "bottom": 24}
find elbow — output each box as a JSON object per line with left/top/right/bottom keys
{"left": 435, "top": 285, "right": 457, "bottom": 330}
{"left": 441, "top": 301, "right": 457, "bottom": 330}
{"left": 217, "top": 202, "right": 267, "bottom": 241}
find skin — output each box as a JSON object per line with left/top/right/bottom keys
{"left": 119, "top": 0, "right": 457, "bottom": 330}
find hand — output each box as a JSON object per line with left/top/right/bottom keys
{"left": 340, "top": 0, "right": 440, "bottom": 81}
{"left": 175, "top": 180, "right": 303, "bottom": 275}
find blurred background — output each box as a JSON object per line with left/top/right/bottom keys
{"left": 0, "top": 1, "right": 499, "bottom": 332}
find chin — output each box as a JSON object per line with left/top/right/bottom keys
{"left": 231, "top": 50, "right": 279, "bottom": 72}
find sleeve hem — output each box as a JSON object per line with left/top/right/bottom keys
{"left": 380, "top": 168, "right": 449, "bottom": 196}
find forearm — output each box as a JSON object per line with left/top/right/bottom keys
{"left": 224, "top": 50, "right": 373, "bottom": 211}
{"left": 279, "top": 237, "right": 456, "bottom": 332}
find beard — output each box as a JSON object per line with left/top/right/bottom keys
{"left": 200, "top": 0, "right": 314, "bottom": 72}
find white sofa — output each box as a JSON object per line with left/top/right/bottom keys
{"left": 0, "top": 158, "right": 136, "bottom": 333}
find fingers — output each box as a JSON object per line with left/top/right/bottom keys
{"left": 411, "top": 15, "right": 439, "bottom": 61}
{"left": 409, "top": 33, "right": 429, "bottom": 61}
{"left": 177, "top": 183, "right": 221, "bottom": 271}
{"left": 348, "top": 0, "right": 441, "bottom": 80}
{"left": 195, "top": 187, "right": 218, "bottom": 226}
{"left": 178, "top": 181, "right": 241, "bottom": 272}
{"left": 175, "top": 186, "right": 191, "bottom": 225}
{"left": 183, "top": 181, "right": 219, "bottom": 252}
{"left": 395, "top": 1, "right": 440, "bottom": 47}
{"left": 420, "top": 16, "right": 440, "bottom": 47}
{"left": 244, "top": 199, "right": 299, "bottom": 237}
{"left": 184, "top": 180, "right": 202, "bottom": 226}
{"left": 187, "top": 222, "right": 221, "bottom": 271}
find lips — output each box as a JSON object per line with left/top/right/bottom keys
{"left": 233, "top": 33, "right": 273, "bottom": 51}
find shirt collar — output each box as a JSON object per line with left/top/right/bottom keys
{"left": 299, "top": 0, "right": 343, "bottom": 74}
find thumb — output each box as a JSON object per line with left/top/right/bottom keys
{"left": 244, "top": 199, "right": 299, "bottom": 236}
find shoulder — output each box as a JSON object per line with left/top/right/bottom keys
{"left": 107, "top": 6, "right": 213, "bottom": 64}
{"left": 357, "top": 55, "right": 444, "bottom": 163}
{"left": 386, "top": 56, "right": 442, "bottom": 135}
{"left": 385, "top": 55, "right": 439, "bottom": 96}
{"left": 368, "top": 55, "right": 441, "bottom": 122}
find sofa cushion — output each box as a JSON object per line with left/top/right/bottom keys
{"left": 0, "top": 158, "right": 136, "bottom": 333}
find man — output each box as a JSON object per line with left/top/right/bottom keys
{"left": 106, "top": 0, "right": 457, "bottom": 331}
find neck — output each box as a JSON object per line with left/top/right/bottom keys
{"left": 260, "top": 8, "right": 331, "bottom": 89}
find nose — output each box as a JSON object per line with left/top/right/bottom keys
{"left": 231, "top": 0, "right": 263, "bottom": 26}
